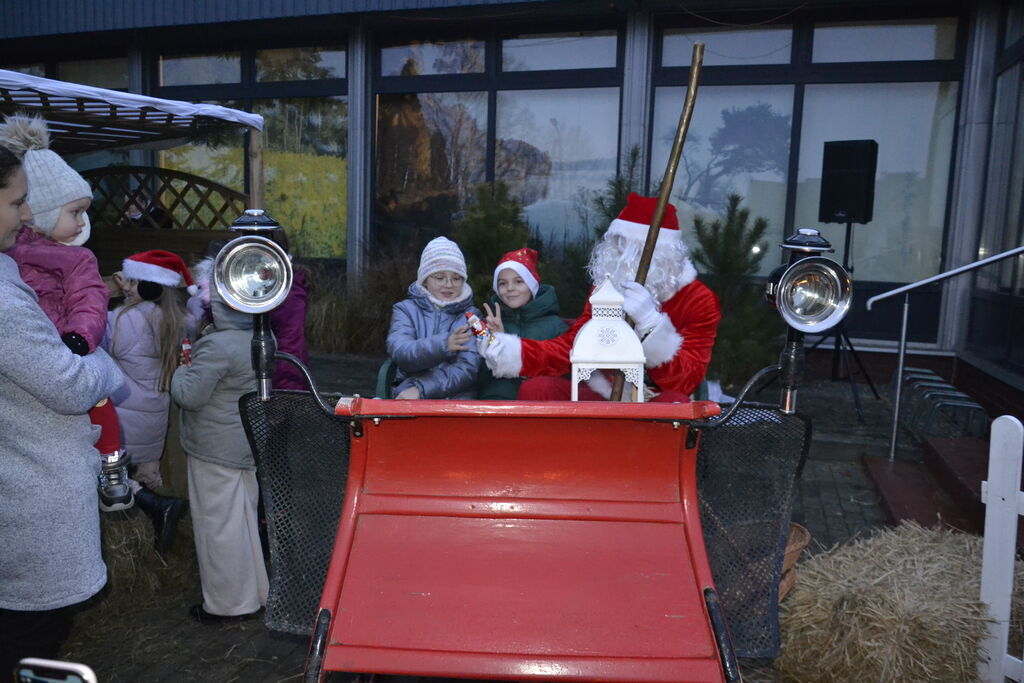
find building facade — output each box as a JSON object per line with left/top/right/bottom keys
{"left": 1, "top": 0, "right": 1022, "bottom": 385}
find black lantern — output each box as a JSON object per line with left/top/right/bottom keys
{"left": 214, "top": 210, "right": 293, "bottom": 400}
{"left": 765, "top": 228, "right": 852, "bottom": 413}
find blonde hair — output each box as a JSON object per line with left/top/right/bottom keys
{"left": 112, "top": 285, "right": 189, "bottom": 391}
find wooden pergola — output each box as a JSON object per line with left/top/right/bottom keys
{"left": 0, "top": 69, "right": 265, "bottom": 206}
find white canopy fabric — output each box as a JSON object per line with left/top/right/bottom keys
{"left": 0, "top": 68, "right": 263, "bottom": 154}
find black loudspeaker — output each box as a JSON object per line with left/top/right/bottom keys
{"left": 818, "top": 140, "right": 878, "bottom": 224}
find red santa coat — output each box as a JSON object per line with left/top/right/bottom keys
{"left": 518, "top": 279, "right": 720, "bottom": 397}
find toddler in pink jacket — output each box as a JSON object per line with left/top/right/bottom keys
{"left": 0, "top": 114, "right": 130, "bottom": 512}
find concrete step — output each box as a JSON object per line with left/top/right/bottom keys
{"left": 863, "top": 456, "right": 980, "bottom": 534}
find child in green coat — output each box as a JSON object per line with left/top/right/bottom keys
{"left": 477, "top": 248, "right": 567, "bottom": 399}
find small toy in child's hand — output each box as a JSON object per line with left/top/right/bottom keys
{"left": 465, "top": 312, "right": 494, "bottom": 343}
{"left": 181, "top": 338, "right": 192, "bottom": 365}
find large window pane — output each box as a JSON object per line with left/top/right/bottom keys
{"left": 813, "top": 19, "right": 958, "bottom": 62}
{"left": 256, "top": 47, "right": 346, "bottom": 82}
{"left": 496, "top": 87, "right": 619, "bottom": 246}
{"left": 381, "top": 40, "right": 484, "bottom": 76}
{"left": 663, "top": 28, "right": 792, "bottom": 66}
{"left": 976, "top": 69, "right": 1024, "bottom": 293}
{"left": 652, "top": 85, "right": 793, "bottom": 272}
{"left": 1007, "top": 4, "right": 1024, "bottom": 49}
{"left": 375, "top": 92, "right": 487, "bottom": 244}
{"left": 254, "top": 97, "right": 348, "bottom": 258}
{"left": 795, "top": 82, "right": 958, "bottom": 283}
{"left": 502, "top": 31, "right": 617, "bottom": 71}
{"left": 57, "top": 58, "right": 129, "bottom": 89}
{"left": 159, "top": 53, "right": 241, "bottom": 86}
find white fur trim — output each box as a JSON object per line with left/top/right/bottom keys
{"left": 641, "top": 313, "right": 683, "bottom": 368}
{"left": 493, "top": 261, "right": 539, "bottom": 297}
{"left": 187, "top": 284, "right": 198, "bottom": 296}
{"left": 585, "top": 371, "right": 613, "bottom": 399}
{"left": 606, "top": 217, "right": 681, "bottom": 247}
{"left": 486, "top": 332, "right": 522, "bottom": 378}
{"left": 675, "top": 257, "right": 698, "bottom": 292}
{"left": 122, "top": 259, "right": 182, "bottom": 287}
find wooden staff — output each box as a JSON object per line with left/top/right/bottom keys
{"left": 610, "top": 42, "right": 704, "bottom": 401}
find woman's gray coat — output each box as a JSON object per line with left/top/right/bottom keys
{"left": 0, "top": 253, "right": 124, "bottom": 610}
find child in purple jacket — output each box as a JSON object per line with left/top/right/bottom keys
{"left": 0, "top": 114, "right": 129, "bottom": 511}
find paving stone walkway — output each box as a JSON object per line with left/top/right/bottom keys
{"left": 59, "top": 355, "right": 896, "bottom": 682}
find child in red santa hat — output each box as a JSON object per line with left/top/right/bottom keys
{"left": 477, "top": 247, "right": 567, "bottom": 400}
{"left": 106, "top": 250, "right": 193, "bottom": 551}
{"left": 0, "top": 113, "right": 132, "bottom": 510}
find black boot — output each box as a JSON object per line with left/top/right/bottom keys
{"left": 134, "top": 489, "right": 188, "bottom": 553}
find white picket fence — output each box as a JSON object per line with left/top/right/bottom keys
{"left": 979, "top": 415, "right": 1024, "bottom": 682}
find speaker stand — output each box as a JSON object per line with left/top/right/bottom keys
{"left": 808, "top": 222, "right": 881, "bottom": 421}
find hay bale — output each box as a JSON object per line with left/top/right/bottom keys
{"left": 61, "top": 509, "right": 200, "bottom": 663}
{"left": 777, "top": 521, "right": 1024, "bottom": 682}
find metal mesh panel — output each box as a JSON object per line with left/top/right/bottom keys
{"left": 241, "top": 391, "right": 350, "bottom": 636}
{"left": 696, "top": 404, "right": 810, "bottom": 659}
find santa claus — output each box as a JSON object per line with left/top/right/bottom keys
{"left": 482, "top": 192, "right": 721, "bottom": 402}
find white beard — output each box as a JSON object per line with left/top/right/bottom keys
{"left": 587, "top": 234, "right": 697, "bottom": 302}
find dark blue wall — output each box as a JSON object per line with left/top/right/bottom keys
{"left": 0, "top": 0, "right": 551, "bottom": 39}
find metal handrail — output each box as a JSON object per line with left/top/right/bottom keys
{"left": 867, "top": 244, "right": 1024, "bottom": 460}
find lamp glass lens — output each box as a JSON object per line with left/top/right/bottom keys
{"left": 788, "top": 270, "right": 839, "bottom": 321}
{"left": 778, "top": 257, "right": 851, "bottom": 332}
{"left": 225, "top": 246, "right": 285, "bottom": 305}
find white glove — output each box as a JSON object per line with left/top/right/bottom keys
{"left": 482, "top": 334, "right": 504, "bottom": 365}
{"left": 621, "top": 281, "right": 661, "bottom": 333}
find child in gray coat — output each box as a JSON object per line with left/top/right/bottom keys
{"left": 385, "top": 236, "right": 481, "bottom": 399}
{"left": 170, "top": 287, "right": 267, "bottom": 623}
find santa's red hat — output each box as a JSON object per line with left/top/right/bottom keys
{"left": 122, "top": 250, "right": 197, "bottom": 295}
{"left": 605, "top": 193, "right": 681, "bottom": 246}
{"left": 493, "top": 247, "right": 541, "bottom": 297}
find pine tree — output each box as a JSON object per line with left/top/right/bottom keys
{"left": 454, "top": 182, "right": 534, "bottom": 304}
{"left": 692, "top": 194, "right": 785, "bottom": 392}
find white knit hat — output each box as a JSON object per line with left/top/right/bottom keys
{"left": 417, "top": 236, "right": 467, "bottom": 284}
{"left": 0, "top": 115, "right": 92, "bottom": 236}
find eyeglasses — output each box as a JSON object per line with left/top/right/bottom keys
{"left": 428, "top": 273, "right": 465, "bottom": 286}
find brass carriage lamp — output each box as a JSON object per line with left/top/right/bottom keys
{"left": 765, "top": 228, "right": 852, "bottom": 414}
{"left": 213, "top": 209, "right": 294, "bottom": 400}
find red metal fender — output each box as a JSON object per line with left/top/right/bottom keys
{"left": 316, "top": 398, "right": 727, "bottom": 682}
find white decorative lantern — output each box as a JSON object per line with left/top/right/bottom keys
{"left": 570, "top": 276, "right": 646, "bottom": 402}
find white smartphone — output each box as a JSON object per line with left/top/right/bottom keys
{"left": 15, "top": 658, "right": 98, "bottom": 683}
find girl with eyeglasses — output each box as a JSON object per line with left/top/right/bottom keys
{"left": 385, "top": 236, "right": 482, "bottom": 399}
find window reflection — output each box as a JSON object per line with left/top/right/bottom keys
{"left": 652, "top": 85, "right": 792, "bottom": 272}
{"left": 381, "top": 40, "right": 484, "bottom": 76}
{"left": 160, "top": 100, "right": 246, "bottom": 226}
{"left": 795, "top": 82, "right": 958, "bottom": 283}
{"left": 58, "top": 58, "right": 129, "bottom": 89}
{"left": 502, "top": 31, "right": 616, "bottom": 71}
{"left": 496, "top": 87, "right": 619, "bottom": 246}
{"left": 254, "top": 97, "right": 348, "bottom": 258}
{"left": 813, "top": 19, "right": 957, "bottom": 62}
{"left": 4, "top": 64, "right": 44, "bottom": 77}
{"left": 256, "top": 47, "right": 346, "bottom": 82}
{"left": 159, "top": 53, "right": 241, "bottom": 86}
{"left": 663, "top": 28, "right": 792, "bottom": 66}
{"left": 375, "top": 92, "right": 487, "bottom": 245}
